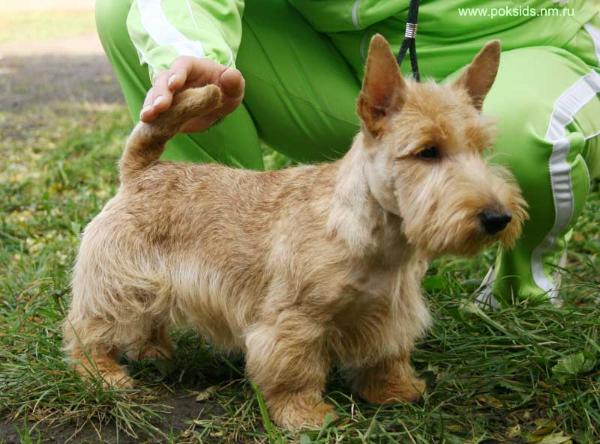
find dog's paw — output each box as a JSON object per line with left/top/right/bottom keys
{"left": 269, "top": 394, "right": 337, "bottom": 431}
{"left": 72, "top": 349, "right": 134, "bottom": 389}
{"left": 138, "top": 343, "right": 173, "bottom": 360}
{"left": 279, "top": 402, "right": 337, "bottom": 431}
{"left": 359, "top": 376, "right": 425, "bottom": 404}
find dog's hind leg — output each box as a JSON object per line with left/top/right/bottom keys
{"left": 137, "top": 322, "right": 173, "bottom": 360}
{"left": 63, "top": 289, "right": 155, "bottom": 388}
{"left": 71, "top": 344, "right": 133, "bottom": 388}
{"left": 63, "top": 316, "right": 134, "bottom": 388}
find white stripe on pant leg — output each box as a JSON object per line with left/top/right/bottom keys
{"left": 136, "top": 0, "right": 205, "bottom": 60}
{"left": 478, "top": 23, "right": 600, "bottom": 305}
{"left": 584, "top": 24, "right": 600, "bottom": 64}
{"left": 351, "top": 0, "right": 362, "bottom": 29}
{"left": 531, "top": 71, "right": 600, "bottom": 299}
{"left": 582, "top": 24, "right": 600, "bottom": 143}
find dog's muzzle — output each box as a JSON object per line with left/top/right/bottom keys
{"left": 479, "top": 210, "right": 512, "bottom": 235}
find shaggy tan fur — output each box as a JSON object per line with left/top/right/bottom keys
{"left": 63, "top": 35, "right": 527, "bottom": 430}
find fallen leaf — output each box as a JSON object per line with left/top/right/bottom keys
{"left": 552, "top": 351, "right": 597, "bottom": 381}
{"left": 536, "top": 432, "right": 572, "bottom": 444}
{"left": 506, "top": 424, "right": 521, "bottom": 439}
{"left": 195, "top": 385, "right": 219, "bottom": 402}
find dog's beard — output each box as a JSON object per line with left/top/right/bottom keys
{"left": 403, "top": 212, "right": 492, "bottom": 258}
{"left": 394, "top": 158, "right": 527, "bottom": 258}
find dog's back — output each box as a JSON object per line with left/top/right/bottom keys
{"left": 65, "top": 88, "right": 339, "bottom": 360}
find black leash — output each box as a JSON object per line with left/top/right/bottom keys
{"left": 396, "top": 0, "right": 421, "bottom": 81}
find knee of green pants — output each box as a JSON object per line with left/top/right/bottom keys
{"left": 239, "top": 0, "right": 360, "bottom": 163}
{"left": 493, "top": 133, "right": 591, "bottom": 303}
{"left": 96, "top": 0, "right": 149, "bottom": 117}
{"left": 473, "top": 47, "right": 596, "bottom": 302}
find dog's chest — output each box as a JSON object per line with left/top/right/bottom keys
{"left": 326, "top": 259, "right": 430, "bottom": 366}
{"left": 333, "top": 266, "right": 400, "bottom": 324}
{"left": 350, "top": 267, "right": 397, "bottom": 298}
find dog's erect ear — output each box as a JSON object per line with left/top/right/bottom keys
{"left": 454, "top": 40, "right": 501, "bottom": 111}
{"left": 357, "top": 34, "right": 407, "bottom": 138}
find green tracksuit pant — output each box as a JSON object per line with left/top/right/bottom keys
{"left": 96, "top": 0, "right": 600, "bottom": 304}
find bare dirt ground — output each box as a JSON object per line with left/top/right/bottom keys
{"left": 0, "top": 394, "right": 224, "bottom": 443}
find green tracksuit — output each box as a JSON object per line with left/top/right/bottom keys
{"left": 95, "top": 0, "right": 600, "bottom": 305}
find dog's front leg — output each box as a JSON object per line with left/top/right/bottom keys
{"left": 352, "top": 355, "right": 425, "bottom": 404}
{"left": 245, "top": 316, "right": 334, "bottom": 430}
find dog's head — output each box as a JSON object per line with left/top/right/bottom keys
{"left": 358, "top": 35, "right": 527, "bottom": 257}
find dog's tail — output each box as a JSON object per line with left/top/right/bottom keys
{"left": 120, "top": 85, "right": 222, "bottom": 184}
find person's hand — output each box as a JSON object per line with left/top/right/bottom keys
{"left": 140, "top": 56, "right": 244, "bottom": 132}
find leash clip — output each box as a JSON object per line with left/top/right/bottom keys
{"left": 405, "top": 22, "right": 418, "bottom": 39}
{"left": 396, "top": 0, "right": 421, "bottom": 82}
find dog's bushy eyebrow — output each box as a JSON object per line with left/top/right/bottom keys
{"left": 396, "top": 130, "right": 446, "bottom": 157}
{"left": 397, "top": 116, "right": 494, "bottom": 157}
{"left": 464, "top": 118, "right": 496, "bottom": 152}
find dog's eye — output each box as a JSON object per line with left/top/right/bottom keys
{"left": 416, "top": 146, "right": 440, "bottom": 160}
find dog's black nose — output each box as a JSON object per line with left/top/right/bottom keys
{"left": 479, "top": 210, "right": 512, "bottom": 235}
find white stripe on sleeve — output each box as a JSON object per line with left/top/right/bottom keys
{"left": 137, "top": 0, "right": 205, "bottom": 59}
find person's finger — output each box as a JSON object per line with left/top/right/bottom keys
{"left": 151, "top": 73, "right": 174, "bottom": 113}
{"left": 166, "top": 58, "right": 193, "bottom": 92}
{"left": 142, "top": 87, "right": 154, "bottom": 109}
{"left": 182, "top": 57, "right": 229, "bottom": 87}
{"left": 164, "top": 57, "right": 229, "bottom": 95}
{"left": 140, "top": 85, "right": 157, "bottom": 120}
{"left": 140, "top": 72, "right": 173, "bottom": 122}
{"left": 141, "top": 83, "right": 161, "bottom": 122}
{"left": 218, "top": 67, "right": 244, "bottom": 100}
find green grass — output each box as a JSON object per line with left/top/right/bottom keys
{"left": 1, "top": 99, "right": 599, "bottom": 442}
{"left": 0, "top": 11, "right": 95, "bottom": 45}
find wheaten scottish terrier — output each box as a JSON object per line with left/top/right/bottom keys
{"left": 64, "top": 35, "right": 527, "bottom": 430}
